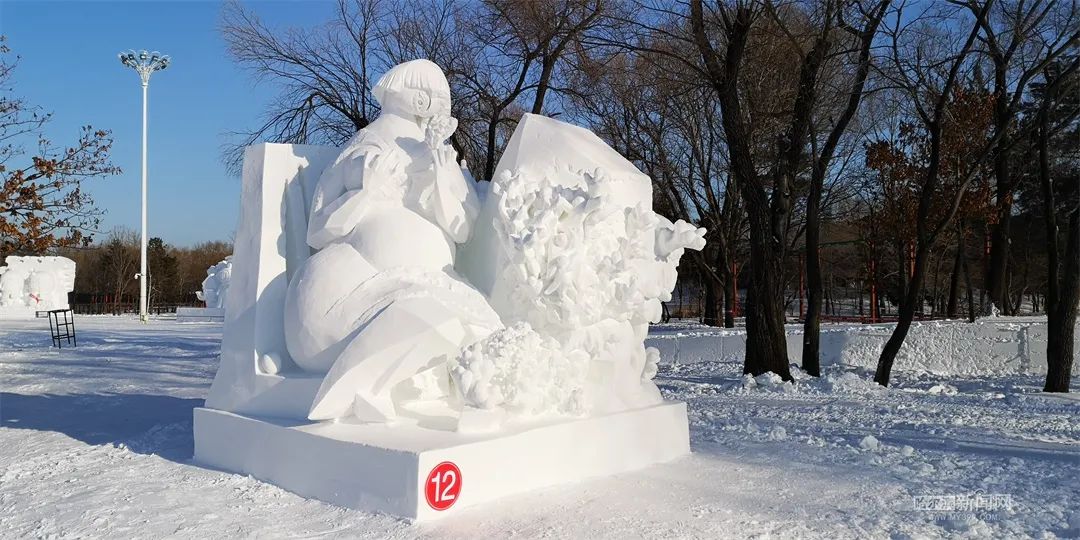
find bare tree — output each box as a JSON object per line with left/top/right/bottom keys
{"left": 689, "top": 0, "right": 888, "bottom": 380}
{"left": 801, "top": 0, "right": 890, "bottom": 376}
{"left": 453, "top": 0, "right": 610, "bottom": 181}
{"left": 871, "top": 1, "right": 993, "bottom": 386}
{"left": 96, "top": 227, "right": 140, "bottom": 311}
{"left": 962, "top": 0, "right": 1080, "bottom": 315}
{"left": 569, "top": 41, "right": 747, "bottom": 327}
{"left": 1034, "top": 57, "right": 1079, "bottom": 392}
{"left": 220, "top": 0, "right": 385, "bottom": 173}
{"left": 223, "top": 0, "right": 608, "bottom": 182}
{"left": 871, "top": 0, "right": 1077, "bottom": 386}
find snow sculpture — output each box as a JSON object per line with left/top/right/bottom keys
{"left": 196, "top": 257, "right": 232, "bottom": 309}
{"left": 196, "top": 59, "right": 704, "bottom": 520}
{"left": 0, "top": 256, "right": 75, "bottom": 316}
{"left": 0, "top": 266, "right": 28, "bottom": 306}
{"left": 178, "top": 257, "right": 233, "bottom": 323}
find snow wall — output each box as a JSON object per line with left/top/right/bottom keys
{"left": 647, "top": 317, "right": 1080, "bottom": 377}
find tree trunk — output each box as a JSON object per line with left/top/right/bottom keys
{"left": 1045, "top": 211, "right": 1078, "bottom": 393}
{"left": 963, "top": 243, "right": 976, "bottom": 323}
{"left": 930, "top": 247, "right": 945, "bottom": 316}
{"left": 724, "top": 270, "right": 736, "bottom": 328}
{"left": 803, "top": 193, "right": 822, "bottom": 374}
{"left": 947, "top": 223, "right": 964, "bottom": 318}
{"left": 716, "top": 243, "right": 736, "bottom": 328}
{"left": 482, "top": 116, "right": 500, "bottom": 182}
{"left": 721, "top": 247, "right": 738, "bottom": 326}
{"left": 1039, "top": 100, "right": 1078, "bottom": 392}
{"left": 702, "top": 273, "right": 721, "bottom": 327}
{"left": 531, "top": 56, "right": 556, "bottom": 115}
{"left": 689, "top": 2, "right": 791, "bottom": 380}
{"left": 874, "top": 241, "right": 932, "bottom": 386}
{"left": 799, "top": 0, "right": 886, "bottom": 376}
{"left": 743, "top": 215, "right": 792, "bottom": 379}
{"left": 805, "top": 185, "right": 825, "bottom": 371}
{"left": 986, "top": 162, "right": 1012, "bottom": 314}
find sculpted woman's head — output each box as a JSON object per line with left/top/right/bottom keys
{"left": 373, "top": 59, "right": 452, "bottom": 119}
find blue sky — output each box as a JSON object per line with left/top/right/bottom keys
{"left": 0, "top": 1, "right": 339, "bottom": 247}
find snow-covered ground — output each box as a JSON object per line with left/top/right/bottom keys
{"left": 1, "top": 317, "right": 1077, "bottom": 538}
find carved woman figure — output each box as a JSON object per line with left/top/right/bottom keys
{"left": 284, "top": 60, "right": 501, "bottom": 422}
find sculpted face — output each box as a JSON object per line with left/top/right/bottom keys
{"left": 425, "top": 91, "right": 451, "bottom": 118}
{"left": 379, "top": 86, "right": 450, "bottom": 119}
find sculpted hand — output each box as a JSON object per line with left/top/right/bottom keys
{"left": 424, "top": 114, "right": 458, "bottom": 151}
{"left": 359, "top": 153, "right": 407, "bottom": 198}
{"left": 311, "top": 149, "right": 408, "bottom": 249}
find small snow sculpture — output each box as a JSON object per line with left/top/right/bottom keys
{"left": 0, "top": 266, "right": 28, "bottom": 306}
{"left": 196, "top": 257, "right": 232, "bottom": 309}
{"left": 0, "top": 256, "right": 75, "bottom": 311}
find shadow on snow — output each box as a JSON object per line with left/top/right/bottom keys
{"left": 0, "top": 391, "right": 203, "bottom": 462}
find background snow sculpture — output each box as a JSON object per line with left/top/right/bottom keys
{"left": 196, "top": 257, "right": 232, "bottom": 309}
{"left": 0, "top": 266, "right": 28, "bottom": 306}
{"left": 454, "top": 113, "right": 705, "bottom": 420}
{"left": 0, "top": 256, "right": 76, "bottom": 312}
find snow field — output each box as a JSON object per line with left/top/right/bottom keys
{"left": 1, "top": 317, "right": 1077, "bottom": 538}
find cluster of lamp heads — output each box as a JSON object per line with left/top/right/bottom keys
{"left": 118, "top": 49, "right": 171, "bottom": 76}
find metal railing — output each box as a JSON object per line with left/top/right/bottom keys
{"left": 70, "top": 302, "right": 203, "bottom": 316}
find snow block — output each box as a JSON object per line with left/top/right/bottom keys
{"left": 176, "top": 307, "right": 225, "bottom": 323}
{"left": 193, "top": 400, "right": 690, "bottom": 521}
{"left": 204, "top": 143, "right": 340, "bottom": 417}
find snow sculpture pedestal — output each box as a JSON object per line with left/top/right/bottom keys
{"left": 176, "top": 307, "right": 225, "bottom": 323}
{"left": 194, "top": 401, "right": 688, "bottom": 520}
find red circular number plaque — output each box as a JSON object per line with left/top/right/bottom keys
{"left": 424, "top": 461, "right": 462, "bottom": 511}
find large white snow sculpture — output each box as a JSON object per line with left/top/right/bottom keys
{"left": 195, "top": 59, "right": 704, "bottom": 520}
{"left": 196, "top": 257, "right": 233, "bottom": 309}
{"left": 0, "top": 256, "right": 75, "bottom": 317}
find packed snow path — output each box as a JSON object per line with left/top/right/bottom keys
{"left": 1, "top": 318, "right": 1077, "bottom": 538}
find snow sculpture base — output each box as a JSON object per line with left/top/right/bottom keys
{"left": 193, "top": 401, "right": 689, "bottom": 521}
{"left": 176, "top": 307, "right": 225, "bottom": 323}
{"left": 0, "top": 306, "right": 46, "bottom": 320}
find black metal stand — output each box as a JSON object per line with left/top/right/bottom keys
{"left": 48, "top": 309, "right": 76, "bottom": 348}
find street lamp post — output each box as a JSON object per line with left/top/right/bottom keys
{"left": 119, "top": 50, "right": 169, "bottom": 322}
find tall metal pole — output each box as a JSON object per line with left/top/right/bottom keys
{"left": 139, "top": 81, "right": 149, "bottom": 322}
{"left": 119, "top": 50, "right": 169, "bottom": 322}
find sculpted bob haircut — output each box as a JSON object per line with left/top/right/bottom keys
{"left": 372, "top": 59, "right": 452, "bottom": 107}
